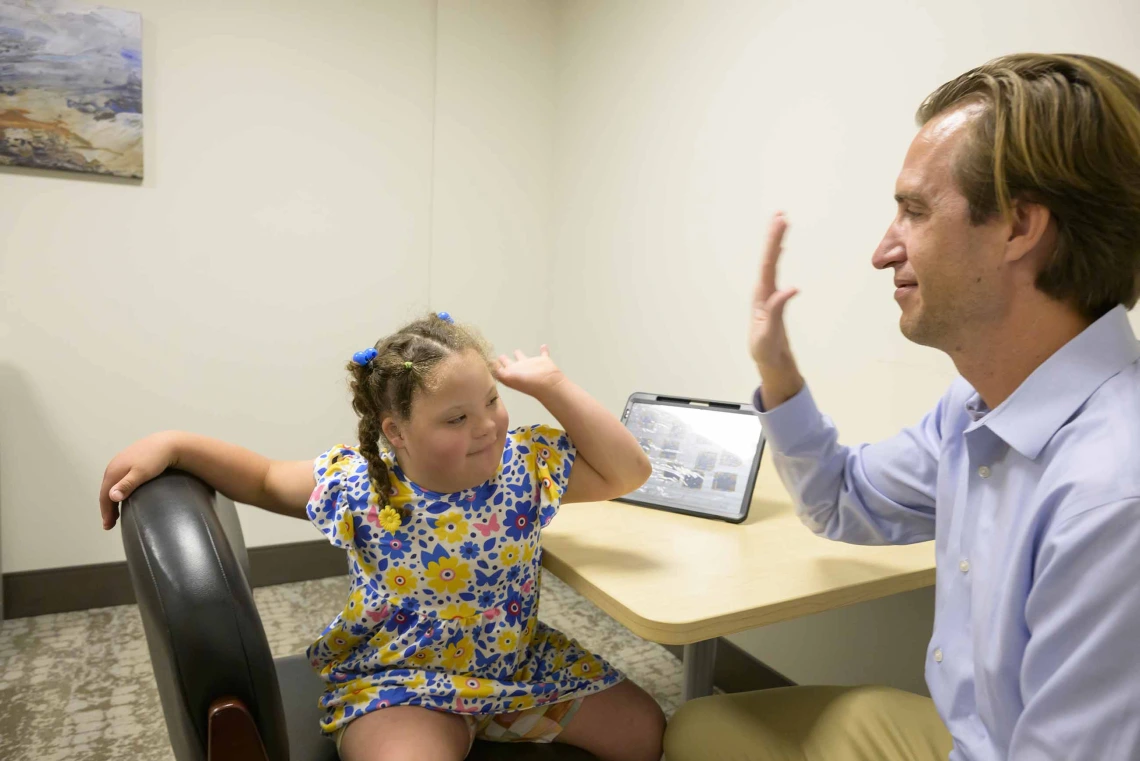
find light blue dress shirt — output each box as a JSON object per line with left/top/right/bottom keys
{"left": 755, "top": 305, "right": 1140, "bottom": 761}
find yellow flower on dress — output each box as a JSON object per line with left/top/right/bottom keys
{"left": 496, "top": 630, "right": 518, "bottom": 653}
{"left": 385, "top": 477, "right": 414, "bottom": 512}
{"left": 534, "top": 436, "right": 565, "bottom": 473}
{"left": 508, "top": 697, "right": 531, "bottom": 712}
{"left": 518, "top": 428, "right": 567, "bottom": 496}
{"left": 324, "top": 624, "right": 362, "bottom": 656}
{"left": 425, "top": 556, "right": 471, "bottom": 595}
{"left": 344, "top": 679, "right": 377, "bottom": 706}
{"left": 432, "top": 511, "right": 469, "bottom": 543}
{"left": 335, "top": 510, "right": 355, "bottom": 545}
{"left": 406, "top": 670, "right": 429, "bottom": 688}
{"left": 368, "top": 629, "right": 392, "bottom": 649}
{"left": 441, "top": 603, "right": 479, "bottom": 625}
{"left": 501, "top": 544, "right": 521, "bottom": 566}
{"left": 380, "top": 643, "right": 408, "bottom": 665}
{"left": 538, "top": 472, "right": 559, "bottom": 505}
{"left": 385, "top": 566, "right": 417, "bottom": 596}
{"left": 441, "top": 636, "right": 476, "bottom": 672}
{"left": 377, "top": 506, "right": 403, "bottom": 533}
{"left": 523, "top": 543, "right": 535, "bottom": 564}
{"left": 323, "top": 450, "right": 352, "bottom": 476}
{"left": 452, "top": 675, "right": 495, "bottom": 698}
{"left": 409, "top": 650, "right": 435, "bottom": 669}
{"left": 570, "top": 654, "right": 600, "bottom": 678}
{"left": 345, "top": 586, "right": 367, "bottom": 618}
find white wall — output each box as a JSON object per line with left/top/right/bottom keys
{"left": 550, "top": 0, "right": 1140, "bottom": 693}
{"left": 5, "top": 0, "right": 1140, "bottom": 695}
{"left": 0, "top": 0, "right": 556, "bottom": 573}
{"left": 431, "top": 0, "right": 556, "bottom": 428}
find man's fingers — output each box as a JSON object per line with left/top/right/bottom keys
{"left": 766, "top": 288, "right": 800, "bottom": 324}
{"left": 755, "top": 212, "right": 788, "bottom": 306}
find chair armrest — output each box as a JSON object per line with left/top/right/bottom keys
{"left": 121, "top": 470, "right": 289, "bottom": 761}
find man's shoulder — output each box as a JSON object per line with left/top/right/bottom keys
{"left": 1043, "top": 359, "right": 1140, "bottom": 511}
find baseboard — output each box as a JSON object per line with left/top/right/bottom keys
{"left": 663, "top": 639, "right": 795, "bottom": 693}
{"left": 6, "top": 547, "right": 792, "bottom": 697}
{"left": 2, "top": 539, "right": 347, "bottom": 620}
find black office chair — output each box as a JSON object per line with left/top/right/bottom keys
{"left": 120, "top": 471, "right": 596, "bottom": 761}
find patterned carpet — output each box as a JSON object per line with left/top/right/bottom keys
{"left": 0, "top": 572, "right": 683, "bottom": 760}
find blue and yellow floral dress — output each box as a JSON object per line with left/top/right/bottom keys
{"left": 304, "top": 425, "right": 623, "bottom": 734}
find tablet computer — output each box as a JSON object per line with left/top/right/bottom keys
{"left": 615, "top": 392, "right": 765, "bottom": 523}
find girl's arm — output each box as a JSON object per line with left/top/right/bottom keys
{"left": 494, "top": 347, "right": 652, "bottom": 504}
{"left": 100, "top": 431, "right": 315, "bottom": 529}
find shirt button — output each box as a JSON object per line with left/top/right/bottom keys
{"left": 977, "top": 465, "right": 991, "bottom": 479}
{"left": 933, "top": 648, "right": 944, "bottom": 663}
{"left": 959, "top": 559, "right": 970, "bottom": 574}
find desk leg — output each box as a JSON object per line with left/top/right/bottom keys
{"left": 681, "top": 640, "right": 717, "bottom": 701}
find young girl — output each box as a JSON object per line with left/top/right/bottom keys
{"left": 98, "top": 313, "right": 664, "bottom": 761}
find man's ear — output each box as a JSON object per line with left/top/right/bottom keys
{"left": 1005, "top": 198, "right": 1054, "bottom": 265}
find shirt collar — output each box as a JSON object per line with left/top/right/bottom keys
{"left": 969, "top": 305, "right": 1140, "bottom": 460}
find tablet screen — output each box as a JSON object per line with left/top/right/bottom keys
{"left": 620, "top": 398, "right": 763, "bottom": 521}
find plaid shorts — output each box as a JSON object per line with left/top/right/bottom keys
{"left": 334, "top": 698, "right": 583, "bottom": 753}
{"left": 468, "top": 698, "right": 582, "bottom": 744}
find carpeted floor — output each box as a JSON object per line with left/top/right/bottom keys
{"left": 0, "top": 572, "right": 683, "bottom": 760}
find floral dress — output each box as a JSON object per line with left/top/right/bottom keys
{"left": 305, "top": 424, "right": 623, "bottom": 734}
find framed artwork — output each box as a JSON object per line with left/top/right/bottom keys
{"left": 0, "top": 0, "right": 143, "bottom": 178}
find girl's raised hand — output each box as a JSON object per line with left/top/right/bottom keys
{"left": 493, "top": 345, "right": 566, "bottom": 398}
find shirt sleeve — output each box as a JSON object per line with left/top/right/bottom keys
{"left": 756, "top": 383, "right": 945, "bottom": 545}
{"left": 1009, "top": 497, "right": 1140, "bottom": 759}
{"left": 306, "top": 445, "right": 366, "bottom": 549}
{"left": 519, "top": 424, "right": 577, "bottom": 528}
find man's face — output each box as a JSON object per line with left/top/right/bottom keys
{"left": 872, "top": 104, "right": 1013, "bottom": 351}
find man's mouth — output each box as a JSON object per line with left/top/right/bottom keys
{"left": 894, "top": 280, "right": 917, "bottom": 300}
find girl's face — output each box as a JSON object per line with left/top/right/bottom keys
{"left": 382, "top": 349, "right": 509, "bottom": 494}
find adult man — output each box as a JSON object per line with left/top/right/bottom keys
{"left": 665, "top": 53, "right": 1140, "bottom": 761}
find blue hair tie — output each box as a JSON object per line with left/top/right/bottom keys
{"left": 352, "top": 347, "right": 378, "bottom": 366}
{"left": 437, "top": 311, "right": 454, "bottom": 324}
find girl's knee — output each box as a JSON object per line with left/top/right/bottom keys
{"left": 624, "top": 687, "right": 667, "bottom": 761}
{"left": 337, "top": 706, "right": 470, "bottom": 761}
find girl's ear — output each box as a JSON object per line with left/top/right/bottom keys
{"left": 382, "top": 416, "right": 405, "bottom": 449}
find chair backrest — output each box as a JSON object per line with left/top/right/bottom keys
{"left": 121, "top": 470, "right": 289, "bottom": 761}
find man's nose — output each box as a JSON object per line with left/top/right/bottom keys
{"left": 872, "top": 224, "right": 905, "bottom": 270}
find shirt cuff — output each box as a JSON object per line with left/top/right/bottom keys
{"left": 753, "top": 384, "right": 828, "bottom": 455}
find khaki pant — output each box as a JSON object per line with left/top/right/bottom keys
{"left": 664, "top": 686, "right": 953, "bottom": 761}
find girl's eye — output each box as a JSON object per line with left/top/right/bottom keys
{"left": 448, "top": 415, "right": 466, "bottom": 425}
{"left": 487, "top": 396, "right": 499, "bottom": 407}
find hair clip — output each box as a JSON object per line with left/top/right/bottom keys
{"left": 403, "top": 361, "right": 414, "bottom": 370}
{"left": 352, "top": 347, "right": 378, "bottom": 366}
{"left": 437, "top": 312, "right": 454, "bottom": 324}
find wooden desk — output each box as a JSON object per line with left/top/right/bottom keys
{"left": 541, "top": 494, "right": 935, "bottom": 700}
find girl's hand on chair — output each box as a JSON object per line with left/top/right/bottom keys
{"left": 99, "top": 431, "right": 179, "bottom": 530}
{"left": 493, "top": 345, "right": 566, "bottom": 399}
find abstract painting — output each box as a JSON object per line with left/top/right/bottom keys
{"left": 0, "top": 0, "right": 142, "bottom": 178}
